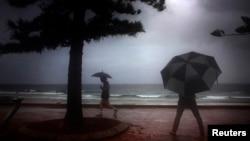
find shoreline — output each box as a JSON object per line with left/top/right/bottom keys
{"left": 1, "top": 97, "right": 250, "bottom": 108}
{"left": 0, "top": 95, "right": 250, "bottom": 107}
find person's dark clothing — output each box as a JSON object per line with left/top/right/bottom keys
{"left": 172, "top": 93, "right": 204, "bottom": 136}
{"left": 101, "top": 80, "right": 110, "bottom": 99}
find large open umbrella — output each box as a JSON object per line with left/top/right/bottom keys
{"left": 92, "top": 71, "right": 112, "bottom": 79}
{"left": 161, "top": 51, "right": 222, "bottom": 96}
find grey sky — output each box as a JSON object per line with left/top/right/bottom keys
{"left": 0, "top": 0, "right": 250, "bottom": 84}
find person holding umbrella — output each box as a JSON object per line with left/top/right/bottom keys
{"left": 161, "top": 51, "right": 222, "bottom": 137}
{"left": 93, "top": 72, "right": 118, "bottom": 118}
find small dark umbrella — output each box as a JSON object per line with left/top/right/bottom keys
{"left": 92, "top": 71, "right": 112, "bottom": 79}
{"left": 161, "top": 51, "right": 222, "bottom": 96}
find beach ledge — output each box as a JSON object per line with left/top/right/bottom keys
{"left": 17, "top": 117, "right": 130, "bottom": 141}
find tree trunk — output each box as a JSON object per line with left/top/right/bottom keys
{"left": 64, "top": 2, "right": 86, "bottom": 128}
{"left": 64, "top": 41, "right": 84, "bottom": 127}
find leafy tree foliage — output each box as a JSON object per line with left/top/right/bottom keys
{"left": 0, "top": 0, "right": 165, "bottom": 127}
{"left": 211, "top": 16, "right": 250, "bottom": 37}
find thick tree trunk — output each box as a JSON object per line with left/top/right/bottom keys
{"left": 63, "top": 2, "right": 86, "bottom": 128}
{"left": 64, "top": 42, "right": 84, "bottom": 127}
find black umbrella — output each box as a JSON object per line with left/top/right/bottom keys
{"left": 161, "top": 51, "right": 222, "bottom": 96}
{"left": 92, "top": 71, "right": 112, "bottom": 79}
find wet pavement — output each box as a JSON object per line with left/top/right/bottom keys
{"left": 1, "top": 104, "right": 250, "bottom": 141}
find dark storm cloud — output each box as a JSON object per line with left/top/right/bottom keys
{"left": 0, "top": 0, "right": 250, "bottom": 84}
{"left": 200, "top": 0, "right": 250, "bottom": 13}
{"left": 0, "top": 49, "right": 69, "bottom": 84}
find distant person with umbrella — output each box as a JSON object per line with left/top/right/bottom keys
{"left": 161, "top": 51, "right": 222, "bottom": 136}
{"left": 92, "top": 71, "right": 118, "bottom": 117}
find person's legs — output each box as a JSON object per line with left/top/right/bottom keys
{"left": 105, "top": 100, "right": 118, "bottom": 117}
{"left": 99, "top": 99, "right": 118, "bottom": 117}
{"left": 99, "top": 100, "right": 104, "bottom": 112}
{"left": 190, "top": 104, "right": 204, "bottom": 136}
{"left": 96, "top": 99, "right": 104, "bottom": 117}
{"left": 171, "top": 104, "right": 184, "bottom": 135}
{"left": 109, "top": 105, "right": 118, "bottom": 117}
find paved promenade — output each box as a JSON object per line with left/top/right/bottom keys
{"left": 1, "top": 104, "right": 250, "bottom": 141}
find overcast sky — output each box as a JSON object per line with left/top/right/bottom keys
{"left": 0, "top": 0, "right": 250, "bottom": 84}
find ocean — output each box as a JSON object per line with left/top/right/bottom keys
{"left": 0, "top": 84, "right": 250, "bottom": 104}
